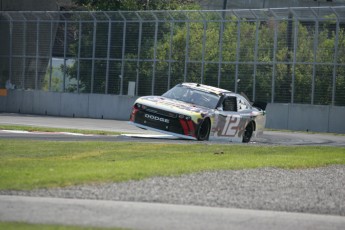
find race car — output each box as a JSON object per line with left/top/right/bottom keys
{"left": 129, "top": 83, "right": 266, "bottom": 142}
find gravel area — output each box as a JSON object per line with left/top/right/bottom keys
{"left": 2, "top": 165, "right": 345, "bottom": 216}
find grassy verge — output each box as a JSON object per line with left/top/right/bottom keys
{"left": 0, "top": 125, "right": 122, "bottom": 136}
{"left": 0, "top": 139, "right": 344, "bottom": 190}
{"left": 0, "top": 221, "right": 125, "bottom": 230}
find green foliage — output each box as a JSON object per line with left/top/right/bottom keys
{"left": 43, "top": 67, "right": 63, "bottom": 92}
{"left": 72, "top": 0, "right": 200, "bottom": 10}
{"left": 62, "top": 9, "right": 345, "bottom": 105}
{"left": 147, "top": 18, "right": 345, "bottom": 104}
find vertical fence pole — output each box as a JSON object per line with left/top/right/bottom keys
{"left": 217, "top": 11, "right": 224, "bottom": 88}
{"left": 331, "top": 9, "right": 340, "bottom": 106}
{"left": 91, "top": 13, "right": 97, "bottom": 94}
{"left": 63, "top": 19, "right": 67, "bottom": 92}
{"left": 184, "top": 21, "right": 190, "bottom": 82}
{"left": 48, "top": 14, "right": 54, "bottom": 92}
{"left": 103, "top": 13, "right": 111, "bottom": 94}
{"left": 104, "top": 13, "right": 112, "bottom": 94}
{"left": 234, "top": 19, "right": 241, "bottom": 93}
{"left": 6, "top": 13, "right": 13, "bottom": 83}
{"left": 271, "top": 18, "right": 278, "bottom": 103}
{"left": 152, "top": 13, "right": 159, "bottom": 95}
{"left": 311, "top": 9, "right": 319, "bottom": 105}
{"left": 200, "top": 11, "right": 207, "bottom": 84}
{"left": 135, "top": 12, "right": 143, "bottom": 96}
{"left": 253, "top": 18, "right": 260, "bottom": 102}
{"left": 77, "top": 20, "right": 82, "bottom": 93}
{"left": 167, "top": 14, "right": 174, "bottom": 90}
{"left": 119, "top": 12, "right": 126, "bottom": 95}
{"left": 35, "top": 16, "right": 40, "bottom": 90}
{"left": 291, "top": 16, "right": 299, "bottom": 104}
{"left": 22, "top": 15, "right": 27, "bottom": 89}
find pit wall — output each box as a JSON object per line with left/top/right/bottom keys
{"left": 0, "top": 90, "right": 344, "bottom": 134}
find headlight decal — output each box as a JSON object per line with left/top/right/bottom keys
{"left": 179, "top": 119, "right": 196, "bottom": 137}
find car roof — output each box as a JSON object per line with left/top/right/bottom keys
{"left": 181, "top": 83, "right": 231, "bottom": 96}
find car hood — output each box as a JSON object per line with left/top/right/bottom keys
{"left": 135, "top": 96, "right": 212, "bottom": 120}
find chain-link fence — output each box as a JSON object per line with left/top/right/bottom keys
{"left": 0, "top": 7, "right": 344, "bottom": 105}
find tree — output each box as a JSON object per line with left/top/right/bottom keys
{"left": 63, "top": 0, "right": 200, "bottom": 94}
{"left": 72, "top": 0, "right": 200, "bottom": 11}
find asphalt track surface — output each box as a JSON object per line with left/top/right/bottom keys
{"left": 0, "top": 113, "right": 344, "bottom": 146}
{"left": 1, "top": 113, "right": 345, "bottom": 230}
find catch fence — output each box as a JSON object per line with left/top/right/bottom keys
{"left": 0, "top": 7, "right": 344, "bottom": 105}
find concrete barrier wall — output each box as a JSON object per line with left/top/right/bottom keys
{"left": 0, "top": 90, "right": 344, "bottom": 133}
{"left": 0, "top": 90, "right": 137, "bottom": 120}
{"left": 266, "top": 103, "right": 345, "bottom": 134}
{"left": 329, "top": 106, "right": 345, "bottom": 134}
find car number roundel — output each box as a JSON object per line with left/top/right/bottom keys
{"left": 221, "top": 115, "right": 241, "bottom": 136}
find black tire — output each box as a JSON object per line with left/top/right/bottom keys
{"left": 197, "top": 118, "right": 210, "bottom": 141}
{"left": 242, "top": 122, "right": 254, "bottom": 143}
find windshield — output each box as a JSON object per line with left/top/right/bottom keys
{"left": 162, "top": 85, "right": 220, "bottom": 109}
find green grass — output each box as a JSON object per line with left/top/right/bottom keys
{"left": 0, "top": 125, "right": 122, "bottom": 136}
{"left": 1, "top": 139, "right": 344, "bottom": 190}
{"left": 0, "top": 221, "right": 125, "bottom": 230}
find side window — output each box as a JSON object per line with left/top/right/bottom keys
{"left": 222, "top": 97, "right": 237, "bottom": 112}
{"left": 237, "top": 96, "right": 250, "bottom": 111}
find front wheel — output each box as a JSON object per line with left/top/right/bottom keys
{"left": 242, "top": 122, "right": 254, "bottom": 143}
{"left": 197, "top": 119, "right": 210, "bottom": 141}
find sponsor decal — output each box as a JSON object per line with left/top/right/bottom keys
{"left": 145, "top": 114, "right": 170, "bottom": 124}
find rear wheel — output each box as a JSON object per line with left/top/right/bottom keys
{"left": 242, "top": 122, "right": 254, "bottom": 143}
{"left": 197, "top": 119, "right": 210, "bottom": 141}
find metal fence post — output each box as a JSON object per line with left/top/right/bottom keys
{"left": 152, "top": 12, "right": 159, "bottom": 95}
{"left": 271, "top": 17, "right": 279, "bottom": 103}
{"left": 104, "top": 12, "right": 112, "bottom": 94}
{"left": 119, "top": 12, "right": 126, "bottom": 95}
{"left": 63, "top": 16, "right": 67, "bottom": 92}
{"left": 184, "top": 18, "right": 190, "bottom": 82}
{"left": 217, "top": 11, "right": 224, "bottom": 88}
{"left": 90, "top": 13, "right": 97, "bottom": 94}
{"left": 167, "top": 12, "right": 174, "bottom": 90}
{"left": 21, "top": 14, "right": 27, "bottom": 89}
{"left": 291, "top": 15, "right": 299, "bottom": 104}
{"left": 35, "top": 15, "right": 40, "bottom": 90}
{"left": 311, "top": 8, "right": 319, "bottom": 105}
{"left": 8, "top": 13, "right": 13, "bottom": 82}
{"left": 135, "top": 12, "right": 143, "bottom": 96}
{"left": 252, "top": 16, "right": 260, "bottom": 102}
{"left": 77, "top": 20, "right": 82, "bottom": 93}
{"left": 234, "top": 18, "right": 241, "bottom": 93}
{"left": 48, "top": 13, "right": 54, "bottom": 92}
{"left": 331, "top": 8, "right": 340, "bottom": 106}
{"left": 200, "top": 11, "right": 207, "bottom": 84}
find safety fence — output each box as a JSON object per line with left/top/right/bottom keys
{"left": 0, "top": 7, "right": 344, "bottom": 105}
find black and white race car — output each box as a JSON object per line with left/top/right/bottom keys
{"left": 129, "top": 83, "right": 266, "bottom": 142}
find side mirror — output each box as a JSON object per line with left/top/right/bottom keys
{"left": 217, "top": 107, "right": 223, "bottom": 111}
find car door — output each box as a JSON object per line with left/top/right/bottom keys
{"left": 212, "top": 95, "right": 248, "bottom": 141}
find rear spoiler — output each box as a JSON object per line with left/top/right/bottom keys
{"left": 252, "top": 101, "right": 267, "bottom": 111}
{"left": 240, "top": 92, "right": 267, "bottom": 111}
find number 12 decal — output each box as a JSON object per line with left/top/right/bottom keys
{"left": 222, "top": 115, "right": 241, "bottom": 136}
